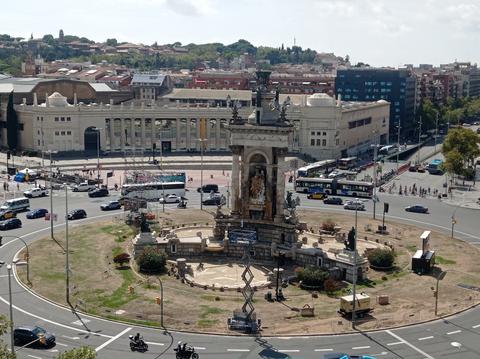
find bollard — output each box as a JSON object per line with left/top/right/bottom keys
{"left": 155, "top": 296, "right": 161, "bottom": 305}
{"left": 128, "top": 286, "right": 134, "bottom": 294}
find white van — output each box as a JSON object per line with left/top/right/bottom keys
{"left": 1, "top": 198, "right": 30, "bottom": 212}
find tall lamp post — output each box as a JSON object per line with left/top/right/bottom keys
{"left": 372, "top": 129, "right": 379, "bottom": 220}
{"left": 45, "top": 150, "right": 58, "bottom": 240}
{"left": 351, "top": 198, "right": 359, "bottom": 329}
{"left": 434, "top": 270, "right": 447, "bottom": 316}
{"left": 396, "top": 119, "right": 401, "bottom": 172}
{"left": 64, "top": 183, "right": 71, "bottom": 305}
{"left": 198, "top": 119, "right": 207, "bottom": 210}
{"left": 0, "top": 258, "right": 19, "bottom": 356}
{"left": 93, "top": 128, "right": 102, "bottom": 186}
{"left": 0, "top": 235, "right": 30, "bottom": 285}
{"left": 416, "top": 116, "right": 422, "bottom": 165}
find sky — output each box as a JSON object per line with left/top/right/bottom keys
{"left": 1, "top": 0, "right": 479, "bottom": 67}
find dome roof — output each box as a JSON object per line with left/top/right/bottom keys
{"left": 307, "top": 93, "right": 336, "bottom": 107}
{"left": 48, "top": 92, "right": 68, "bottom": 107}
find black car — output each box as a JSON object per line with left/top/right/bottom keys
{"left": 0, "top": 218, "right": 22, "bottom": 230}
{"left": 197, "top": 184, "right": 219, "bottom": 193}
{"left": 14, "top": 326, "right": 55, "bottom": 347}
{"left": 202, "top": 196, "right": 222, "bottom": 206}
{"left": 323, "top": 197, "right": 343, "bottom": 205}
{"left": 26, "top": 208, "right": 49, "bottom": 219}
{"left": 88, "top": 188, "right": 109, "bottom": 198}
{"left": 100, "top": 201, "right": 121, "bottom": 211}
{"left": 405, "top": 204, "right": 429, "bottom": 213}
{"left": 68, "top": 209, "right": 87, "bottom": 220}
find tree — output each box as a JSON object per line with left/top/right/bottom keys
{"left": 296, "top": 266, "right": 330, "bottom": 288}
{"left": 42, "top": 34, "right": 55, "bottom": 46}
{"left": 56, "top": 347, "right": 96, "bottom": 359}
{"left": 105, "top": 38, "right": 117, "bottom": 47}
{"left": 442, "top": 127, "right": 480, "bottom": 169}
{"left": 0, "top": 314, "right": 16, "bottom": 358}
{"left": 136, "top": 247, "right": 166, "bottom": 273}
{"left": 442, "top": 149, "right": 465, "bottom": 178}
{"left": 367, "top": 248, "right": 395, "bottom": 268}
{"left": 6, "top": 91, "right": 18, "bottom": 150}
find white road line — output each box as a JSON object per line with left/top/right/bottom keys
{"left": 227, "top": 349, "right": 250, "bottom": 352}
{"left": 472, "top": 324, "right": 480, "bottom": 329}
{"left": 27, "top": 355, "right": 42, "bottom": 359}
{"left": 314, "top": 348, "right": 334, "bottom": 352}
{"left": 95, "top": 327, "right": 131, "bottom": 352}
{"left": 418, "top": 336, "right": 434, "bottom": 341}
{"left": 387, "top": 341, "right": 404, "bottom": 346}
{"left": 385, "top": 330, "right": 435, "bottom": 359}
{"left": 0, "top": 296, "right": 112, "bottom": 338}
{"left": 276, "top": 349, "right": 300, "bottom": 352}
{"left": 194, "top": 346, "right": 206, "bottom": 350}
{"left": 61, "top": 335, "right": 80, "bottom": 340}
{"left": 145, "top": 341, "right": 165, "bottom": 346}
{"left": 55, "top": 342, "right": 68, "bottom": 347}
{"left": 352, "top": 346, "right": 371, "bottom": 350}
{"left": 446, "top": 330, "right": 461, "bottom": 335}
{"left": 0, "top": 274, "right": 9, "bottom": 277}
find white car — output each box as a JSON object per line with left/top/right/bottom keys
{"left": 23, "top": 187, "right": 49, "bottom": 198}
{"left": 159, "top": 194, "right": 181, "bottom": 204}
{"left": 72, "top": 182, "right": 96, "bottom": 192}
{"left": 343, "top": 200, "right": 365, "bottom": 211}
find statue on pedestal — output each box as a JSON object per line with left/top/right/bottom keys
{"left": 249, "top": 169, "right": 266, "bottom": 204}
{"left": 140, "top": 213, "right": 151, "bottom": 233}
{"left": 344, "top": 227, "right": 356, "bottom": 251}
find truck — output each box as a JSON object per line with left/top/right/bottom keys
{"left": 23, "top": 186, "right": 49, "bottom": 198}
{"left": 72, "top": 182, "right": 96, "bottom": 192}
{"left": 339, "top": 293, "right": 372, "bottom": 318}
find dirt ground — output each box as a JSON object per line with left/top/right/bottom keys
{"left": 17, "top": 208, "right": 480, "bottom": 335}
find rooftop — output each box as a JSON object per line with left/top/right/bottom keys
{"left": 162, "top": 88, "right": 252, "bottom": 101}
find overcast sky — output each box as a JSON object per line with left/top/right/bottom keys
{"left": 1, "top": 0, "right": 479, "bottom": 67}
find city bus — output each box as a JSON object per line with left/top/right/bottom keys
{"left": 337, "top": 157, "right": 357, "bottom": 170}
{"left": 121, "top": 181, "right": 186, "bottom": 201}
{"left": 427, "top": 159, "right": 444, "bottom": 175}
{"left": 295, "top": 177, "right": 373, "bottom": 198}
{"left": 297, "top": 159, "right": 337, "bottom": 177}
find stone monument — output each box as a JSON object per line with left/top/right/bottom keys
{"left": 132, "top": 212, "right": 158, "bottom": 259}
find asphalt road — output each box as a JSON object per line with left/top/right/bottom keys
{"left": 1, "top": 188, "right": 480, "bottom": 358}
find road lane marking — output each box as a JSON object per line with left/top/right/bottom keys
{"left": 145, "top": 341, "right": 164, "bottom": 346}
{"left": 0, "top": 296, "right": 112, "bottom": 338}
{"left": 276, "top": 349, "right": 300, "bottom": 352}
{"left": 314, "top": 348, "right": 334, "bottom": 352}
{"left": 446, "top": 330, "right": 461, "bottom": 335}
{"left": 352, "top": 346, "right": 371, "bottom": 350}
{"left": 387, "top": 341, "right": 403, "bottom": 346}
{"left": 385, "top": 330, "right": 434, "bottom": 359}
{"left": 418, "top": 336, "right": 434, "bottom": 341}
{"left": 55, "top": 342, "right": 68, "bottom": 347}
{"left": 27, "top": 355, "right": 42, "bottom": 359}
{"left": 227, "top": 349, "right": 250, "bottom": 352}
{"left": 95, "top": 327, "right": 131, "bottom": 352}
{"left": 473, "top": 324, "right": 480, "bottom": 329}
{"left": 194, "top": 346, "right": 206, "bottom": 350}
{"left": 71, "top": 319, "right": 90, "bottom": 326}
{"left": 61, "top": 335, "right": 80, "bottom": 340}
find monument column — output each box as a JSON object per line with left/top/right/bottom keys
{"left": 109, "top": 119, "right": 115, "bottom": 151}
{"left": 176, "top": 119, "right": 181, "bottom": 150}
{"left": 141, "top": 118, "right": 146, "bottom": 149}
{"left": 120, "top": 119, "right": 125, "bottom": 150}
{"left": 265, "top": 162, "right": 273, "bottom": 220}
{"left": 275, "top": 149, "right": 287, "bottom": 222}
{"left": 231, "top": 145, "right": 241, "bottom": 215}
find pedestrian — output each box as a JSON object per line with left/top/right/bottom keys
{"left": 16, "top": 182, "right": 19, "bottom": 191}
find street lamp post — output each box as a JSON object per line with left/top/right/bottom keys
{"left": 157, "top": 277, "right": 164, "bottom": 328}
{"left": 0, "top": 259, "right": 19, "bottom": 356}
{"left": 434, "top": 271, "right": 447, "bottom": 316}
{"left": 416, "top": 116, "right": 422, "bottom": 166}
{"left": 46, "top": 150, "right": 58, "bottom": 240}
{"left": 396, "top": 120, "right": 401, "bottom": 172}
{"left": 65, "top": 183, "right": 71, "bottom": 305}
{"left": 434, "top": 112, "right": 439, "bottom": 153}
{"left": 372, "top": 130, "right": 378, "bottom": 220}
{"left": 93, "top": 128, "right": 102, "bottom": 186}
{"left": 351, "top": 198, "right": 359, "bottom": 328}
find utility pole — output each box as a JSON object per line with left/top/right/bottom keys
{"left": 434, "top": 271, "right": 447, "bottom": 316}
{"left": 65, "top": 184, "right": 70, "bottom": 305}
{"left": 372, "top": 130, "right": 378, "bottom": 219}
{"left": 351, "top": 199, "right": 358, "bottom": 329}
{"left": 416, "top": 116, "right": 422, "bottom": 165}
{"left": 434, "top": 112, "right": 439, "bottom": 153}
{"left": 7, "top": 264, "right": 14, "bottom": 356}
{"left": 49, "top": 151, "right": 54, "bottom": 239}
{"left": 396, "top": 119, "right": 401, "bottom": 173}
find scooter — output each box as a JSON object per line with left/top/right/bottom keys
{"left": 129, "top": 335, "right": 148, "bottom": 352}
{"left": 177, "top": 201, "right": 187, "bottom": 209}
{"left": 174, "top": 345, "right": 199, "bottom": 359}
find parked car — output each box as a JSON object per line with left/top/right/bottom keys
{"left": 323, "top": 197, "right": 343, "bottom": 205}
{"left": 409, "top": 165, "right": 418, "bottom": 172}
{"left": 343, "top": 200, "right": 365, "bottom": 211}
{"left": 0, "top": 218, "right": 22, "bottom": 230}
{"left": 13, "top": 326, "right": 55, "bottom": 347}
{"left": 405, "top": 204, "right": 429, "bottom": 213}
{"left": 159, "top": 194, "right": 181, "bottom": 204}
{"left": 307, "top": 192, "right": 327, "bottom": 200}
{"left": 197, "top": 184, "right": 219, "bottom": 193}
{"left": 67, "top": 209, "right": 87, "bottom": 220}
{"left": 0, "top": 210, "right": 16, "bottom": 220}
{"left": 100, "top": 201, "right": 121, "bottom": 211}
{"left": 26, "top": 208, "right": 49, "bottom": 219}
{"left": 202, "top": 196, "right": 222, "bottom": 206}
{"left": 23, "top": 186, "right": 49, "bottom": 198}
{"left": 72, "top": 182, "right": 96, "bottom": 192}
{"left": 417, "top": 166, "right": 426, "bottom": 173}
{"left": 88, "top": 188, "right": 109, "bottom": 198}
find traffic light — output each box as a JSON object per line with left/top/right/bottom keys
{"left": 0, "top": 236, "right": 2, "bottom": 246}
{"left": 152, "top": 143, "right": 156, "bottom": 150}
{"left": 6, "top": 151, "right": 10, "bottom": 160}
{"left": 384, "top": 203, "right": 389, "bottom": 213}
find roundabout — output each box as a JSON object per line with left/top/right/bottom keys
{"left": 0, "top": 190, "right": 480, "bottom": 358}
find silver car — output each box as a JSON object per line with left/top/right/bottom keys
{"left": 343, "top": 200, "right": 365, "bottom": 211}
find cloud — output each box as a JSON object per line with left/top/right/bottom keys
{"left": 164, "top": 0, "right": 215, "bottom": 16}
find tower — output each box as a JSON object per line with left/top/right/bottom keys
{"left": 59, "top": 29, "right": 64, "bottom": 43}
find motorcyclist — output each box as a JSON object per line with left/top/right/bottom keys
{"left": 134, "top": 332, "right": 141, "bottom": 344}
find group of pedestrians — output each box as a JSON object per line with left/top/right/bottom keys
{"left": 382, "top": 181, "right": 444, "bottom": 198}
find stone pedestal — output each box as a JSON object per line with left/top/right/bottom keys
{"left": 335, "top": 250, "right": 368, "bottom": 282}
{"left": 132, "top": 231, "right": 157, "bottom": 259}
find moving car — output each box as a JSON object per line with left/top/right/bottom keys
{"left": 197, "top": 184, "right": 219, "bottom": 193}
{"left": 405, "top": 204, "right": 429, "bottom": 213}
{"left": 0, "top": 210, "right": 16, "bottom": 220}
{"left": 88, "top": 188, "right": 109, "bottom": 198}
{"left": 324, "top": 353, "right": 377, "bottom": 359}
{"left": 100, "top": 201, "right": 121, "bottom": 211}
{"left": 67, "top": 209, "right": 87, "bottom": 220}
{"left": 202, "top": 195, "right": 222, "bottom": 206}
{"left": 0, "top": 218, "right": 22, "bottom": 230}
{"left": 72, "top": 182, "right": 96, "bottom": 192}
{"left": 159, "top": 194, "right": 181, "bottom": 204}
{"left": 23, "top": 186, "right": 49, "bottom": 198}
{"left": 307, "top": 192, "right": 327, "bottom": 200}
{"left": 343, "top": 200, "right": 365, "bottom": 211}
{"left": 323, "top": 197, "right": 343, "bottom": 205}
{"left": 26, "top": 208, "right": 49, "bottom": 219}
{"left": 13, "top": 325, "right": 55, "bottom": 347}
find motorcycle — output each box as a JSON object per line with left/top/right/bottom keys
{"left": 174, "top": 345, "right": 199, "bottom": 359}
{"left": 129, "top": 335, "right": 148, "bottom": 352}
{"left": 177, "top": 201, "right": 187, "bottom": 209}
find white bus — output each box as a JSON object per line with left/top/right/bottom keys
{"left": 295, "top": 177, "right": 373, "bottom": 198}
{"left": 121, "top": 182, "right": 186, "bottom": 201}
{"left": 379, "top": 145, "right": 397, "bottom": 155}
{"left": 1, "top": 197, "right": 30, "bottom": 212}
{"left": 297, "top": 160, "right": 337, "bottom": 177}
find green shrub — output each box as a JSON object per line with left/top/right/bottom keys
{"left": 136, "top": 247, "right": 166, "bottom": 273}
{"left": 113, "top": 253, "right": 131, "bottom": 267}
{"left": 297, "top": 266, "right": 330, "bottom": 288}
{"left": 57, "top": 347, "right": 96, "bottom": 359}
{"left": 368, "top": 248, "right": 395, "bottom": 268}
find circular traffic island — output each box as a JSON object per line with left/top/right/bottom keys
{"left": 16, "top": 208, "right": 480, "bottom": 335}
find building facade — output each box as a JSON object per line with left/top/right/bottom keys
{"left": 335, "top": 68, "right": 415, "bottom": 137}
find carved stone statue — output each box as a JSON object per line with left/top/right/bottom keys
{"left": 249, "top": 169, "right": 265, "bottom": 204}
{"left": 231, "top": 101, "right": 244, "bottom": 125}
{"left": 140, "top": 213, "right": 151, "bottom": 233}
{"left": 344, "top": 226, "right": 356, "bottom": 251}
